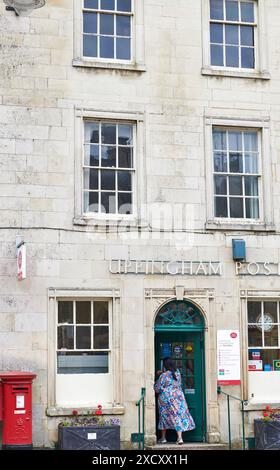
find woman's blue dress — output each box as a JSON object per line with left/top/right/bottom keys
{"left": 154, "top": 370, "right": 196, "bottom": 432}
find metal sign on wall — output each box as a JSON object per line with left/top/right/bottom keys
{"left": 109, "top": 259, "right": 222, "bottom": 276}
{"left": 217, "top": 330, "right": 241, "bottom": 386}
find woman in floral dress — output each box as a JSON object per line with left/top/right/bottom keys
{"left": 154, "top": 357, "right": 195, "bottom": 445}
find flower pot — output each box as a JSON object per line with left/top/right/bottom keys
{"left": 58, "top": 425, "right": 120, "bottom": 450}
{"left": 254, "top": 419, "right": 280, "bottom": 450}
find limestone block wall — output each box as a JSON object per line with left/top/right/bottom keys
{"left": 0, "top": 0, "right": 280, "bottom": 447}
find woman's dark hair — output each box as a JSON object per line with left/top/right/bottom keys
{"left": 163, "top": 357, "right": 177, "bottom": 380}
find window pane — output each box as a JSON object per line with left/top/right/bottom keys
{"left": 116, "top": 15, "right": 131, "bottom": 36}
{"left": 214, "top": 175, "right": 227, "bottom": 195}
{"left": 214, "top": 152, "right": 227, "bottom": 172}
{"left": 101, "top": 192, "right": 116, "bottom": 213}
{"left": 248, "top": 302, "right": 261, "bottom": 323}
{"left": 84, "top": 169, "right": 98, "bottom": 190}
{"left": 101, "top": 123, "right": 116, "bottom": 144}
{"left": 76, "top": 302, "right": 91, "bottom": 324}
{"left": 94, "top": 326, "right": 109, "bottom": 349}
{"left": 84, "top": 191, "right": 98, "bottom": 212}
{"left": 119, "top": 147, "right": 133, "bottom": 168}
{"left": 229, "top": 152, "right": 243, "bottom": 173}
{"left": 85, "top": 122, "right": 99, "bottom": 143}
{"left": 241, "top": 47, "right": 254, "bottom": 68}
{"left": 230, "top": 197, "right": 244, "bottom": 217}
{"left": 118, "top": 171, "right": 132, "bottom": 191}
{"left": 264, "top": 326, "right": 279, "bottom": 347}
{"left": 228, "top": 131, "right": 242, "bottom": 151}
{"left": 215, "top": 197, "right": 228, "bottom": 217}
{"left": 246, "top": 199, "right": 259, "bottom": 219}
{"left": 100, "top": 36, "right": 114, "bottom": 58}
{"left": 213, "top": 130, "right": 227, "bottom": 150}
{"left": 241, "top": 1, "right": 254, "bottom": 22}
{"left": 83, "top": 34, "right": 97, "bottom": 57}
{"left": 229, "top": 176, "right": 242, "bottom": 195}
{"left": 210, "top": 23, "right": 223, "bottom": 43}
{"left": 225, "top": 25, "right": 239, "bottom": 45}
{"left": 241, "top": 26, "right": 254, "bottom": 46}
{"left": 101, "top": 170, "right": 115, "bottom": 190}
{"left": 101, "top": 0, "right": 115, "bottom": 10}
{"left": 116, "top": 38, "right": 131, "bottom": 60}
{"left": 264, "top": 302, "right": 278, "bottom": 323}
{"left": 245, "top": 154, "right": 258, "bottom": 173}
{"left": 100, "top": 13, "right": 114, "bottom": 35}
{"left": 248, "top": 325, "right": 262, "bottom": 347}
{"left": 94, "top": 302, "right": 109, "bottom": 324}
{"left": 211, "top": 44, "right": 223, "bottom": 66}
{"left": 210, "top": 0, "right": 224, "bottom": 20}
{"left": 84, "top": 144, "right": 99, "bottom": 166}
{"left": 118, "top": 124, "right": 133, "bottom": 145}
{"left": 244, "top": 132, "right": 258, "bottom": 151}
{"left": 76, "top": 326, "right": 91, "bottom": 349}
{"left": 101, "top": 146, "right": 116, "bottom": 167}
{"left": 58, "top": 301, "right": 73, "bottom": 324}
{"left": 118, "top": 192, "right": 132, "bottom": 214}
{"left": 226, "top": 46, "right": 239, "bottom": 67}
{"left": 84, "top": 0, "right": 98, "bottom": 8}
{"left": 117, "top": 0, "right": 131, "bottom": 11}
{"left": 226, "top": 0, "right": 239, "bottom": 21}
{"left": 245, "top": 176, "right": 258, "bottom": 196}
{"left": 258, "top": 350, "right": 280, "bottom": 371}
{"left": 58, "top": 326, "right": 74, "bottom": 349}
{"left": 57, "top": 352, "right": 108, "bottom": 374}
{"left": 83, "top": 12, "right": 97, "bottom": 33}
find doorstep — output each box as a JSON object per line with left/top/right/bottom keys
{"left": 145, "top": 443, "right": 229, "bottom": 451}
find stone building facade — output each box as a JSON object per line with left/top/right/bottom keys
{"left": 0, "top": 0, "right": 280, "bottom": 448}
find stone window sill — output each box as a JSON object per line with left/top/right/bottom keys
{"left": 206, "top": 220, "right": 276, "bottom": 232}
{"left": 73, "top": 216, "right": 144, "bottom": 229}
{"left": 244, "top": 402, "right": 280, "bottom": 412}
{"left": 201, "top": 67, "right": 270, "bottom": 80}
{"left": 73, "top": 58, "right": 146, "bottom": 73}
{"left": 46, "top": 405, "right": 125, "bottom": 417}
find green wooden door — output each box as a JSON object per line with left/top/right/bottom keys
{"left": 155, "top": 331, "right": 206, "bottom": 442}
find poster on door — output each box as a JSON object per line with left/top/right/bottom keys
{"left": 217, "top": 330, "right": 241, "bottom": 386}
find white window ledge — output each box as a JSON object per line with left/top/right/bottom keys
{"left": 201, "top": 67, "right": 270, "bottom": 80}
{"left": 73, "top": 59, "right": 146, "bottom": 73}
{"left": 244, "top": 402, "right": 280, "bottom": 412}
{"left": 46, "top": 405, "right": 125, "bottom": 417}
{"left": 206, "top": 220, "right": 276, "bottom": 232}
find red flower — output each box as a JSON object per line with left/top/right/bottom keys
{"left": 98, "top": 404, "right": 102, "bottom": 409}
{"left": 95, "top": 410, "right": 102, "bottom": 415}
{"left": 263, "top": 412, "right": 269, "bottom": 417}
{"left": 72, "top": 409, "right": 78, "bottom": 416}
{"left": 265, "top": 406, "right": 271, "bottom": 411}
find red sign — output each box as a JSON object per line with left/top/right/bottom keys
{"left": 17, "top": 245, "right": 26, "bottom": 281}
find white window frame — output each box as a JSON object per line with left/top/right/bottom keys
{"left": 83, "top": 120, "right": 136, "bottom": 219}
{"left": 74, "top": 107, "right": 146, "bottom": 227}
{"left": 205, "top": 113, "right": 274, "bottom": 231}
{"left": 201, "top": 0, "right": 270, "bottom": 80}
{"left": 213, "top": 127, "right": 262, "bottom": 221}
{"left": 73, "top": 0, "right": 146, "bottom": 72}
{"left": 47, "top": 288, "right": 123, "bottom": 415}
{"left": 241, "top": 290, "right": 280, "bottom": 408}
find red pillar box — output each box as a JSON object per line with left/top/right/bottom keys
{"left": 0, "top": 371, "right": 36, "bottom": 450}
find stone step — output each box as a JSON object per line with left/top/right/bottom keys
{"left": 146, "top": 443, "right": 228, "bottom": 451}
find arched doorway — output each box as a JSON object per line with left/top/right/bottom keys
{"left": 154, "top": 300, "right": 206, "bottom": 442}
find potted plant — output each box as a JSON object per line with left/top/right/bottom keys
{"left": 58, "top": 406, "right": 121, "bottom": 450}
{"left": 254, "top": 406, "right": 280, "bottom": 450}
